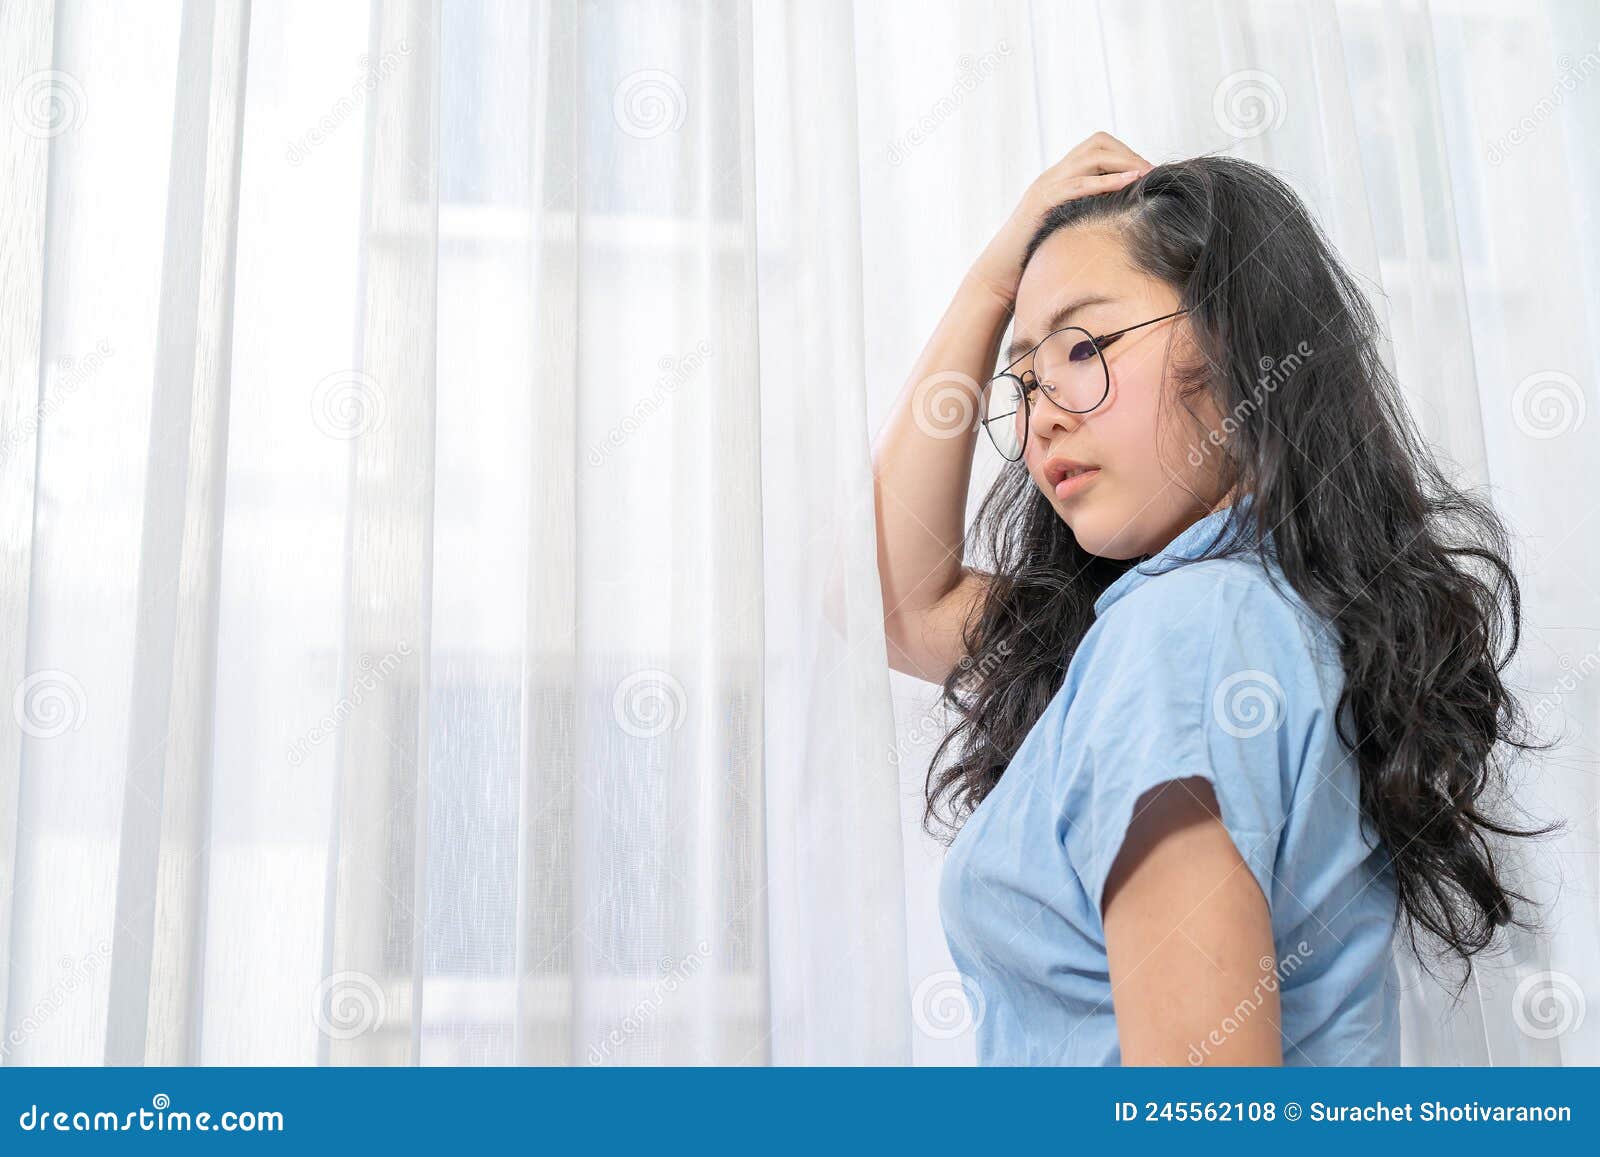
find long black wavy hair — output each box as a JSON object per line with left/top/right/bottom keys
{"left": 927, "top": 154, "right": 1554, "bottom": 980}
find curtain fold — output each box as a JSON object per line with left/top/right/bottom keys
{"left": 0, "top": 0, "right": 56, "bottom": 1055}
{"left": 319, "top": 0, "right": 441, "bottom": 1067}
{"left": 513, "top": 0, "right": 579, "bottom": 1067}
{"left": 1, "top": 0, "right": 1595, "bottom": 1067}
{"left": 105, "top": 0, "right": 250, "bottom": 1067}
{"left": 753, "top": 0, "right": 911, "bottom": 1064}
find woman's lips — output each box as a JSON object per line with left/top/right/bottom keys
{"left": 1053, "top": 467, "right": 1100, "bottom": 501}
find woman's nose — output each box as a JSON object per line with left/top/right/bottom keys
{"left": 1027, "top": 389, "right": 1083, "bottom": 445}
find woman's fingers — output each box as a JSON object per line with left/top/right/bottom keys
{"left": 1085, "top": 130, "right": 1148, "bottom": 166}
{"left": 1024, "top": 134, "right": 1151, "bottom": 209}
{"left": 1034, "top": 167, "right": 1145, "bottom": 207}
{"left": 1096, "top": 143, "right": 1152, "bottom": 174}
{"left": 1060, "top": 132, "right": 1150, "bottom": 179}
{"left": 1074, "top": 169, "right": 1148, "bottom": 193}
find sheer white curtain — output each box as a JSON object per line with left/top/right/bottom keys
{"left": 1, "top": 0, "right": 1595, "bottom": 1069}
{"left": 0, "top": 0, "right": 906, "bottom": 1065}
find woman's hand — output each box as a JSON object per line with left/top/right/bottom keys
{"left": 967, "top": 132, "right": 1153, "bottom": 309}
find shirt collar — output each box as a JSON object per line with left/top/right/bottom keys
{"left": 1092, "top": 494, "right": 1258, "bottom": 618}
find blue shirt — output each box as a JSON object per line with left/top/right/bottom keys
{"left": 938, "top": 501, "right": 1401, "bottom": 1065}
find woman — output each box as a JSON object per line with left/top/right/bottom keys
{"left": 872, "top": 133, "right": 1546, "bottom": 1065}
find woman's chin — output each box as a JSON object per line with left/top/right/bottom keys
{"left": 1062, "top": 504, "right": 1152, "bottom": 561}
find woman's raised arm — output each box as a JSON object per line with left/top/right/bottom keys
{"left": 871, "top": 133, "right": 1150, "bottom": 682}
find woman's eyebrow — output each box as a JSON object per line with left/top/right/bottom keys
{"left": 1004, "top": 294, "right": 1118, "bottom": 363}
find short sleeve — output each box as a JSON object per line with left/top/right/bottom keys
{"left": 1055, "top": 563, "right": 1316, "bottom": 917}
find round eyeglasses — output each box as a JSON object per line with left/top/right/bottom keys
{"left": 981, "top": 309, "right": 1189, "bottom": 461}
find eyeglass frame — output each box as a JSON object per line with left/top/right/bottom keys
{"left": 982, "top": 307, "right": 1190, "bottom": 460}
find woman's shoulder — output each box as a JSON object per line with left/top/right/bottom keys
{"left": 1081, "top": 551, "right": 1341, "bottom": 690}
{"left": 1106, "top": 550, "right": 1303, "bottom": 624}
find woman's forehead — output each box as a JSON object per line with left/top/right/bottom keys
{"left": 1017, "top": 227, "right": 1136, "bottom": 307}
{"left": 1012, "top": 225, "right": 1168, "bottom": 348}
{"left": 1022, "top": 220, "right": 1134, "bottom": 279}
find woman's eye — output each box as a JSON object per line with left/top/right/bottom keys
{"left": 1068, "top": 339, "right": 1098, "bottom": 362}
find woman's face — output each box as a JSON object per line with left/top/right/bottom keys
{"left": 1010, "top": 223, "right": 1229, "bottom": 559}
